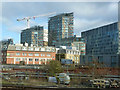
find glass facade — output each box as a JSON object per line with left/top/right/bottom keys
{"left": 48, "top": 12, "right": 74, "bottom": 46}
{"left": 82, "top": 22, "right": 118, "bottom": 55}
{"left": 21, "top": 26, "right": 44, "bottom": 46}
{"left": 81, "top": 22, "right": 120, "bottom": 67}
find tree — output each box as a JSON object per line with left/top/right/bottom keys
{"left": 87, "top": 61, "right": 109, "bottom": 79}
{"left": 19, "top": 61, "right": 25, "bottom": 65}
{"left": 47, "top": 60, "right": 63, "bottom": 76}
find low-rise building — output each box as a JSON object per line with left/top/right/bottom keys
{"left": 56, "top": 47, "right": 80, "bottom": 65}
{"left": 2, "top": 44, "right": 56, "bottom": 65}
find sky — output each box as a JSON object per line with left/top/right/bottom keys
{"left": 1, "top": 2, "right": 118, "bottom": 44}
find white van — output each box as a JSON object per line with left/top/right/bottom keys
{"left": 58, "top": 73, "right": 70, "bottom": 85}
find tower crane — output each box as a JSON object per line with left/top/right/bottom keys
{"left": 17, "top": 12, "right": 56, "bottom": 28}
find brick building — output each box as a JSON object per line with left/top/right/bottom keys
{"left": 2, "top": 44, "right": 56, "bottom": 65}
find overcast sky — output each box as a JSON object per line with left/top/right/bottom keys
{"left": 1, "top": 2, "right": 118, "bottom": 43}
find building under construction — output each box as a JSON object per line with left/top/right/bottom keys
{"left": 21, "top": 26, "right": 48, "bottom": 47}
{"left": 48, "top": 12, "right": 74, "bottom": 46}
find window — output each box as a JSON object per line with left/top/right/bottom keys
{"left": 35, "top": 59, "right": 39, "bottom": 61}
{"left": 41, "top": 54, "right": 45, "bottom": 56}
{"left": 47, "top": 54, "right": 51, "bottom": 57}
{"left": 28, "top": 47, "right": 33, "bottom": 51}
{"left": 28, "top": 53, "right": 33, "bottom": 56}
{"left": 75, "top": 57, "right": 76, "bottom": 60}
{"left": 25, "top": 53, "right": 27, "bottom": 56}
{"left": 16, "top": 53, "right": 20, "bottom": 56}
{"left": 52, "top": 48, "right": 55, "bottom": 52}
{"left": 29, "top": 59, "right": 33, "bottom": 61}
{"left": 35, "top": 53, "right": 39, "bottom": 56}
{"left": 16, "top": 58, "right": 20, "bottom": 61}
{"left": 46, "top": 48, "right": 50, "bottom": 51}
{"left": 73, "top": 51, "right": 75, "bottom": 54}
{"left": 66, "top": 50, "right": 68, "bottom": 53}
{"left": 72, "top": 56, "right": 74, "bottom": 60}
{"left": 16, "top": 46, "right": 21, "bottom": 50}
{"left": 35, "top": 48, "right": 39, "bottom": 51}
{"left": 22, "top": 53, "right": 24, "bottom": 56}
{"left": 22, "top": 47, "right": 27, "bottom": 50}
{"left": 41, "top": 48, "right": 45, "bottom": 51}
{"left": 77, "top": 57, "right": 79, "bottom": 60}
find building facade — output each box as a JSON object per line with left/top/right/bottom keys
{"left": 56, "top": 36, "right": 86, "bottom": 55}
{"left": 21, "top": 26, "right": 48, "bottom": 47}
{"left": 2, "top": 44, "right": 56, "bottom": 65}
{"left": 0, "top": 38, "right": 14, "bottom": 49}
{"left": 81, "top": 22, "right": 120, "bottom": 67}
{"left": 56, "top": 47, "right": 80, "bottom": 65}
{"left": 48, "top": 12, "right": 74, "bottom": 46}
{"left": 43, "top": 29, "right": 48, "bottom": 46}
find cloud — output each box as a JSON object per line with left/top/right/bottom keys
{"left": 2, "top": 2, "right": 118, "bottom": 42}
{"left": 73, "top": 2, "right": 118, "bottom": 36}
{"left": 74, "top": 18, "right": 102, "bottom": 35}
{"left": 2, "top": 17, "right": 13, "bottom": 26}
{"left": 2, "top": 16, "right": 25, "bottom": 32}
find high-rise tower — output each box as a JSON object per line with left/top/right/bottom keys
{"left": 48, "top": 12, "right": 74, "bottom": 46}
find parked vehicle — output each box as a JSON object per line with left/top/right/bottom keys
{"left": 48, "top": 73, "right": 70, "bottom": 85}
{"left": 48, "top": 77, "right": 57, "bottom": 83}
{"left": 58, "top": 73, "right": 70, "bottom": 85}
